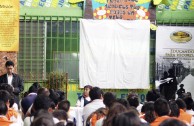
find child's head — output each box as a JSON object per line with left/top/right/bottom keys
{"left": 83, "top": 85, "right": 92, "bottom": 97}
{"left": 180, "top": 84, "right": 184, "bottom": 88}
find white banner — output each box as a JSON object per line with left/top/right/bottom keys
{"left": 79, "top": 19, "right": 150, "bottom": 89}
{"left": 156, "top": 26, "right": 194, "bottom": 99}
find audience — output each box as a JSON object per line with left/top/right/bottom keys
{"left": 23, "top": 94, "right": 59, "bottom": 126}
{"left": 0, "top": 83, "right": 18, "bottom": 111}
{"left": 146, "top": 89, "right": 161, "bottom": 102}
{"left": 37, "top": 87, "right": 50, "bottom": 96}
{"left": 31, "top": 110, "right": 55, "bottom": 126}
{"left": 175, "top": 98, "right": 194, "bottom": 125}
{"left": 127, "top": 93, "right": 142, "bottom": 113}
{"left": 1, "top": 80, "right": 193, "bottom": 126}
{"left": 140, "top": 101, "right": 156, "bottom": 123}
{"left": 150, "top": 98, "right": 170, "bottom": 126}
{"left": 103, "top": 92, "right": 116, "bottom": 109}
{"left": 102, "top": 102, "right": 127, "bottom": 126}
{"left": 112, "top": 111, "right": 142, "bottom": 126}
{"left": 159, "top": 118, "right": 187, "bottom": 126}
{"left": 82, "top": 87, "right": 105, "bottom": 126}
{"left": 49, "top": 89, "right": 60, "bottom": 106}
{"left": 25, "top": 87, "right": 51, "bottom": 116}
{"left": 183, "top": 96, "right": 194, "bottom": 115}
{"left": 58, "top": 100, "right": 76, "bottom": 124}
{"left": 0, "top": 90, "right": 18, "bottom": 122}
{"left": 168, "top": 100, "right": 179, "bottom": 117}
{"left": 0, "top": 100, "right": 19, "bottom": 126}
{"left": 116, "top": 98, "right": 130, "bottom": 108}
{"left": 95, "top": 92, "right": 116, "bottom": 126}
{"left": 21, "top": 82, "right": 39, "bottom": 115}
{"left": 53, "top": 110, "right": 68, "bottom": 125}
{"left": 86, "top": 107, "right": 106, "bottom": 126}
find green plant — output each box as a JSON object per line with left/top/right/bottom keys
{"left": 46, "top": 71, "right": 67, "bottom": 90}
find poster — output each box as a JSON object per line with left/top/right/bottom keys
{"left": 20, "top": 0, "right": 83, "bottom": 8}
{"left": 80, "top": 19, "right": 150, "bottom": 89}
{"left": 0, "top": 0, "right": 19, "bottom": 51}
{"left": 156, "top": 26, "right": 194, "bottom": 99}
{"left": 92, "top": 0, "right": 151, "bottom": 20}
{"left": 156, "top": 0, "right": 194, "bottom": 23}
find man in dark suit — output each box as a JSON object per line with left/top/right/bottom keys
{"left": 0, "top": 60, "right": 24, "bottom": 105}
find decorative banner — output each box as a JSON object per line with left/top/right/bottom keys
{"left": 0, "top": 0, "right": 19, "bottom": 51}
{"left": 80, "top": 19, "right": 150, "bottom": 89}
{"left": 156, "top": 26, "right": 194, "bottom": 99}
{"left": 92, "top": 0, "right": 151, "bottom": 20}
{"left": 156, "top": 0, "right": 194, "bottom": 23}
{"left": 20, "top": 0, "right": 83, "bottom": 8}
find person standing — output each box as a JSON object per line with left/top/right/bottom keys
{"left": 165, "top": 68, "right": 178, "bottom": 100}
{"left": 0, "top": 60, "right": 24, "bottom": 106}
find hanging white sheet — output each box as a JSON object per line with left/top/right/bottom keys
{"left": 79, "top": 19, "right": 150, "bottom": 89}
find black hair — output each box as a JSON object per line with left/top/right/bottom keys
{"left": 49, "top": 89, "right": 60, "bottom": 106}
{"left": 9, "top": 95, "right": 15, "bottom": 108}
{"left": 103, "top": 103, "right": 127, "bottom": 126}
{"left": 103, "top": 92, "right": 116, "bottom": 108}
{"left": 33, "top": 95, "right": 51, "bottom": 111}
{"left": 0, "top": 84, "right": 14, "bottom": 108}
{"left": 48, "top": 101, "right": 55, "bottom": 110}
{"left": 84, "top": 85, "right": 93, "bottom": 90}
{"left": 28, "top": 85, "right": 38, "bottom": 94}
{"left": 5, "top": 60, "right": 14, "bottom": 67}
{"left": 37, "top": 87, "right": 50, "bottom": 96}
{"left": 89, "top": 87, "right": 103, "bottom": 101}
{"left": 116, "top": 98, "right": 129, "bottom": 108}
{"left": 127, "top": 93, "right": 139, "bottom": 108}
{"left": 0, "top": 100, "right": 8, "bottom": 115}
{"left": 28, "top": 82, "right": 40, "bottom": 94}
{"left": 169, "top": 100, "right": 179, "bottom": 117}
{"left": 0, "top": 90, "right": 11, "bottom": 103}
{"left": 32, "top": 82, "right": 41, "bottom": 89}
{"left": 146, "top": 89, "right": 161, "bottom": 102}
{"left": 159, "top": 118, "right": 187, "bottom": 126}
{"left": 0, "top": 83, "right": 14, "bottom": 93}
{"left": 53, "top": 110, "right": 68, "bottom": 121}
{"left": 176, "top": 98, "right": 186, "bottom": 110}
{"left": 154, "top": 98, "right": 170, "bottom": 116}
{"left": 31, "top": 111, "right": 54, "bottom": 126}
{"left": 141, "top": 101, "right": 156, "bottom": 123}
{"left": 58, "top": 100, "right": 70, "bottom": 112}
{"left": 56, "top": 90, "right": 66, "bottom": 102}
{"left": 183, "top": 97, "right": 194, "bottom": 110}
{"left": 112, "top": 111, "right": 142, "bottom": 126}
{"left": 34, "top": 109, "right": 50, "bottom": 119}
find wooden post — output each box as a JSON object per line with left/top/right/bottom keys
{"left": 65, "top": 73, "right": 68, "bottom": 100}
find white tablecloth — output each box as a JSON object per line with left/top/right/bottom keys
{"left": 70, "top": 107, "right": 84, "bottom": 126}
